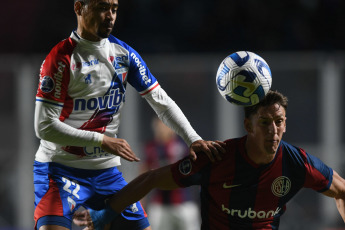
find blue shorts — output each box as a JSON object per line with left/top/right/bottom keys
{"left": 33, "top": 161, "right": 149, "bottom": 229}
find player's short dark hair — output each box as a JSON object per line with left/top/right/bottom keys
{"left": 244, "top": 90, "right": 288, "bottom": 118}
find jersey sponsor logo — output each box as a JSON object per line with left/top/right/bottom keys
{"left": 179, "top": 159, "right": 192, "bottom": 175}
{"left": 222, "top": 205, "right": 281, "bottom": 219}
{"left": 83, "top": 146, "right": 110, "bottom": 156}
{"left": 82, "top": 58, "right": 99, "bottom": 67}
{"left": 130, "top": 52, "right": 152, "bottom": 85}
{"left": 53, "top": 61, "right": 66, "bottom": 99}
{"left": 74, "top": 88, "right": 124, "bottom": 112}
{"left": 223, "top": 183, "right": 241, "bottom": 189}
{"left": 71, "top": 59, "right": 99, "bottom": 71}
{"left": 40, "top": 76, "right": 55, "bottom": 93}
{"left": 271, "top": 176, "right": 291, "bottom": 197}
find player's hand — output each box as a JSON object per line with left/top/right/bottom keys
{"left": 73, "top": 209, "right": 94, "bottom": 230}
{"left": 101, "top": 136, "right": 140, "bottom": 162}
{"left": 189, "top": 140, "right": 226, "bottom": 162}
{"left": 73, "top": 209, "right": 112, "bottom": 230}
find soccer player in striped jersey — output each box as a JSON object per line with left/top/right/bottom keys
{"left": 74, "top": 90, "right": 345, "bottom": 229}
{"left": 33, "top": 0, "right": 225, "bottom": 229}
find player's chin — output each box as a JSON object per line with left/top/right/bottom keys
{"left": 98, "top": 29, "right": 112, "bottom": 38}
{"left": 265, "top": 144, "right": 279, "bottom": 155}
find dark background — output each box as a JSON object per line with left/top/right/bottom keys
{"left": 1, "top": 0, "right": 344, "bottom": 55}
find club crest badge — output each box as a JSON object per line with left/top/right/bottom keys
{"left": 40, "top": 76, "right": 55, "bottom": 93}
{"left": 179, "top": 159, "right": 192, "bottom": 175}
{"left": 271, "top": 176, "right": 291, "bottom": 197}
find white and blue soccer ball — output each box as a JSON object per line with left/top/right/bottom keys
{"left": 216, "top": 51, "right": 272, "bottom": 106}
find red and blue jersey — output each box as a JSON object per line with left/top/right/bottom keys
{"left": 171, "top": 136, "right": 333, "bottom": 229}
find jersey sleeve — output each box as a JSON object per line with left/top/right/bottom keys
{"left": 143, "top": 87, "right": 202, "bottom": 146}
{"left": 170, "top": 152, "right": 211, "bottom": 187}
{"left": 36, "top": 38, "right": 74, "bottom": 106}
{"left": 126, "top": 47, "right": 159, "bottom": 96}
{"left": 302, "top": 149, "right": 333, "bottom": 192}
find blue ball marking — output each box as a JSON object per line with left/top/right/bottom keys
{"left": 216, "top": 64, "right": 230, "bottom": 92}
{"left": 229, "top": 52, "right": 250, "bottom": 67}
{"left": 254, "top": 58, "right": 272, "bottom": 88}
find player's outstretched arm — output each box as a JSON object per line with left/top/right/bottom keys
{"left": 101, "top": 135, "right": 140, "bottom": 162}
{"left": 322, "top": 170, "right": 345, "bottom": 223}
{"left": 109, "top": 165, "right": 179, "bottom": 213}
{"left": 73, "top": 166, "right": 178, "bottom": 229}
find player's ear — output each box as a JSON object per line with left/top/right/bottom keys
{"left": 244, "top": 118, "right": 253, "bottom": 133}
{"left": 74, "top": 1, "right": 84, "bottom": 16}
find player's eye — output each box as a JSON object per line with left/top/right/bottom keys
{"left": 260, "top": 120, "right": 270, "bottom": 126}
{"left": 275, "top": 118, "right": 285, "bottom": 125}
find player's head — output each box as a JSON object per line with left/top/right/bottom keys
{"left": 244, "top": 90, "right": 288, "bottom": 157}
{"left": 74, "top": 0, "right": 118, "bottom": 41}
{"left": 244, "top": 90, "right": 288, "bottom": 119}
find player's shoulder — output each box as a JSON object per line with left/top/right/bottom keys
{"left": 44, "top": 37, "right": 77, "bottom": 65}
{"left": 108, "top": 34, "right": 130, "bottom": 50}
{"left": 50, "top": 37, "right": 76, "bottom": 57}
{"left": 280, "top": 140, "right": 304, "bottom": 154}
{"left": 279, "top": 140, "right": 310, "bottom": 165}
{"left": 223, "top": 136, "right": 246, "bottom": 151}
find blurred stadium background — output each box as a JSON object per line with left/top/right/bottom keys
{"left": 1, "top": 0, "right": 345, "bottom": 229}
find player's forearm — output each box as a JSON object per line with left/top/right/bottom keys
{"left": 109, "top": 165, "right": 179, "bottom": 212}
{"left": 35, "top": 101, "right": 103, "bottom": 147}
{"left": 334, "top": 198, "right": 345, "bottom": 223}
{"left": 144, "top": 87, "right": 201, "bottom": 146}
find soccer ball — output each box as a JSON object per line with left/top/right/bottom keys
{"left": 216, "top": 51, "right": 272, "bottom": 106}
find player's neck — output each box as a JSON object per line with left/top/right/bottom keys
{"left": 245, "top": 139, "right": 275, "bottom": 165}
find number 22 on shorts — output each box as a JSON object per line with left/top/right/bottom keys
{"left": 62, "top": 177, "right": 80, "bottom": 199}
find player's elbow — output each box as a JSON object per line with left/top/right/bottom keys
{"left": 34, "top": 119, "right": 54, "bottom": 140}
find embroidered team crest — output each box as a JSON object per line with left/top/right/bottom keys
{"left": 115, "top": 64, "right": 128, "bottom": 84}
{"left": 271, "top": 176, "right": 291, "bottom": 197}
{"left": 40, "top": 76, "right": 55, "bottom": 93}
{"left": 130, "top": 203, "right": 139, "bottom": 213}
{"left": 179, "top": 159, "right": 192, "bottom": 175}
